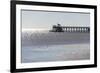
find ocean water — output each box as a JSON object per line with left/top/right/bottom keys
{"left": 21, "top": 29, "right": 90, "bottom": 63}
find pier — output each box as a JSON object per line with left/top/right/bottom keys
{"left": 51, "top": 24, "right": 90, "bottom": 32}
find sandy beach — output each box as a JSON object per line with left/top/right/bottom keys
{"left": 21, "top": 30, "right": 90, "bottom": 63}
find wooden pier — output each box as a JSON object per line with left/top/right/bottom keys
{"left": 61, "top": 27, "right": 90, "bottom": 32}
{"left": 51, "top": 24, "right": 90, "bottom": 32}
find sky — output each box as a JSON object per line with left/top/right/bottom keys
{"left": 22, "top": 10, "right": 90, "bottom": 30}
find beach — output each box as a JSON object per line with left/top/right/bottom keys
{"left": 21, "top": 29, "right": 90, "bottom": 63}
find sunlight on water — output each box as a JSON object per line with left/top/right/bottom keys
{"left": 22, "top": 28, "right": 49, "bottom": 32}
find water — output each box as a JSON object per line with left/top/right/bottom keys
{"left": 21, "top": 29, "right": 90, "bottom": 63}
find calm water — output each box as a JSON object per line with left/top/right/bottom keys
{"left": 21, "top": 30, "right": 90, "bottom": 63}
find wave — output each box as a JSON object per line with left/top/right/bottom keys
{"left": 21, "top": 29, "right": 90, "bottom": 46}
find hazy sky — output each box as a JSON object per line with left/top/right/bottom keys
{"left": 22, "top": 10, "right": 90, "bottom": 29}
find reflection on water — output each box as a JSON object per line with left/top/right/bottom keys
{"left": 21, "top": 30, "right": 90, "bottom": 63}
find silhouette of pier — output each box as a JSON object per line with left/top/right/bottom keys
{"left": 50, "top": 24, "right": 90, "bottom": 32}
